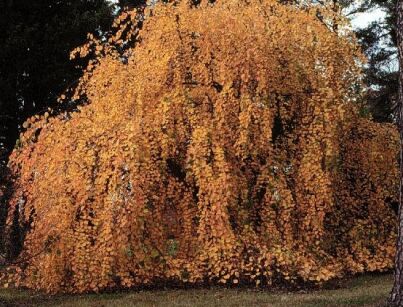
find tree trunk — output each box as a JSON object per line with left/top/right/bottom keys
{"left": 389, "top": 0, "right": 403, "bottom": 306}
{"left": 332, "top": 0, "right": 339, "bottom": 33}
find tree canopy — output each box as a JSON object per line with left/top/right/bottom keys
{"left": 1, "top": 0, "right": 398, "bottom": 293}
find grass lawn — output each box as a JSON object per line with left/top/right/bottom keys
{"left": 0, "top": 273, "right": 393, "bottom": 307}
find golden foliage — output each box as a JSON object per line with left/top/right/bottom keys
{"left": 2, "top": 0, "right": 398, "bottom": 293}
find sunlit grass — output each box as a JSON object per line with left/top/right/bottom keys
{"left": 0, "top": 273, "right": 392, "bottom": 306}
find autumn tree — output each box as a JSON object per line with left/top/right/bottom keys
{"left": 1, "top": 0, "right": 399, "bottom": 293}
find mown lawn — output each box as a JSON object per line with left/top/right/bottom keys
{"left": 0, "top": 273, "right": 393, "bottom": 307}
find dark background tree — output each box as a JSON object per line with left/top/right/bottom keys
{"left": 118, "top": 0, "right": 146, "bottom": 9}
{"left": 388, "top": 0, "right": 402, "bottom": 305}
{"left": 354, "top": 0, "right": 399, "bottom": 122}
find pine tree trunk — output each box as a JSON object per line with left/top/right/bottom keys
{"left": 389, "top": 1, "right": 403, "bottom": 306}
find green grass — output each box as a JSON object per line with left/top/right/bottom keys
{"left": 0, "top": 273, "right": 393, "bottom": 307}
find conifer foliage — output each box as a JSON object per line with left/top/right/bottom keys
{"left": 1, "top": 0, "right": 399, "bottom": 293}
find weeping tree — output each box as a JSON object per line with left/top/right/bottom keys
{"left": 0, "top": 0, "right": 399, "bottom": 293}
